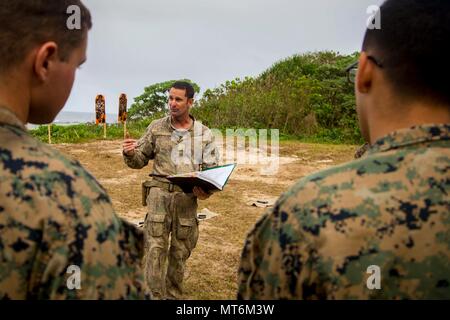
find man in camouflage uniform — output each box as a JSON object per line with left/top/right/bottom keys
{"left": 123, "top": 81, "right": 219, "bottom": 299}
{"left": 0, "top": 1, "right": 147, "bottom": 299}
{"left": 238, "top": 0, "right": 450, "bottom": 299}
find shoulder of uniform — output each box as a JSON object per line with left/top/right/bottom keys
{"left": 193, "top": 121, "right": 214, "bottom": 137}
{"left": 147, "top": 116, "right": 170, "bottom": 133}
{"left": 276, "top": 157, "right": 369, "bottom": 209}
{"left": 0, "top": 131, "right": 93, "bottom": 182}
{"left": 275, "top": 146, "right": 414, "bottom": 212}
{"left": 196, "top": 119, "right": 211, "bottom": 131}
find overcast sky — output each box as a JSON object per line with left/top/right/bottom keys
{"left": 65, "top": 0, "right": 384, "bottom": 113}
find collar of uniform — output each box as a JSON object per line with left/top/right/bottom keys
{"left": 368, "top": 123, "right": 450, "bottom": 155}
{"left": 167, "top": 114, "right": 197, "bottom": 132}
{"left": 0, "top": 106, "right": 27, "bottom": 131}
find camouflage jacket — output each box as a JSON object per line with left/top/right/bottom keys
{"left": 0, "top": 107, "right": 147, "bottom": 300}
{"left": 123, "top": 115, "right": 219, "bottom": 181}
{"left": 238, "top": 124, "right": 450, "bottom": 299}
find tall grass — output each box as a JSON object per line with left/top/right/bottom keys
{"left": 29, "top": 117, "right": 159, "bottom": 144}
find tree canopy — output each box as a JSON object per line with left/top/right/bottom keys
{"left": 128, "top": 79, "right": 200, "bottom": 120}
{"left": 192, "top": 51, "right": 362, "bottom": 144}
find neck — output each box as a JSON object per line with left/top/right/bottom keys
{"left": 171, "top": 113, "right": 192, "bottom": 129}
{"left": 368, "top": 100, "right": 450, "bottom": 143}
{"left": 0, "top": 71, "right": 30, "bottom": 124}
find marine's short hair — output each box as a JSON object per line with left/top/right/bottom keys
{"left": 0, "top": 0, "right": 92, "bottom": 73}
{"left": 362, "top": 0, "right": 450, "bottom": 105}
{"left": 171, "top": 81, "right": 195, "bottom": 99}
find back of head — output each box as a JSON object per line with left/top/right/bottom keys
{"left": 0, "top": 0, "right": 92, "bottom": 74}
{"left": 362, "top": 0, "right": 450, "bottom": 106}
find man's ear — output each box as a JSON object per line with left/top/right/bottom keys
{"left": 33, "top": 42, "right": 58, "bottom": 82}
{"left": 187, "top": 98, "right": 194, "bottom": 107}
{"left": 356, "top": 52, "right": 374, "bottom": 94}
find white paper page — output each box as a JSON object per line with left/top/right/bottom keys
{"left": 199, "top": 164, "right": 236, "bottom": 188}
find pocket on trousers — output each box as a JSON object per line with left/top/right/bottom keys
{"left": 149, "top": 215, "right": 166, "bottom": 237}
{"left": 177, "top": 218, "right": 195, "bottom": 240}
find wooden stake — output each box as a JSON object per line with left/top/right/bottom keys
{"left": 103, "top": 122, "right": 106, "bottom": 139}
{"left": 124, "top": 121, "right": 127, "bottom": 139}
{"left": 48, "top": 124, "right": 52, "bottom": 144}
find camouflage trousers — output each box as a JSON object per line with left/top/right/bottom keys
{"left": 143, "top": 187, "right": 199, "bottom": 300}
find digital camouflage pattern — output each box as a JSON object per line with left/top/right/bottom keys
{"left": 238, "top": 124, "right": 450, "bottom": 299}
{"left": 124, "top": 115, "right": 219, "bottom": 299}
{"left": 0, "top": 107, "right": 147, "bottom": 300}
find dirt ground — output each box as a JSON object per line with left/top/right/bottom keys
{"left": 53, "top": 139, "right": 357, "bottom": 299}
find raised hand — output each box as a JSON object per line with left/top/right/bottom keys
{"left": 123, "top": 138, "right": 137, "bottom": 156}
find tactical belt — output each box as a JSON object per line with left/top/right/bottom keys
{"left": 149, "top": 179, "right": 184, "bottom": 193}
{"left": 142, "top": 179, "right": 184, "bottom": 206}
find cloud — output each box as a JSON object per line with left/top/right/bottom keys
{"left": 65, "top": 0, "right": 384, "bottom": 113}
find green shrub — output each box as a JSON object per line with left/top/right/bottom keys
{"left": 192, "top": 51, "right": 363, "bottom": 144}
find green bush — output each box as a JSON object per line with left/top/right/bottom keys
{"left": 192, "top": 51, "right": 363, "bottom": 144}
